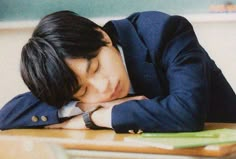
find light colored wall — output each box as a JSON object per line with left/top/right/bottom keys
{"left": 0, "top": 15, "right": 236, "bottom": 108}
{"left": 0, "top": 28, "right": 32, "bottom": 107}
{"left": 192, "top": 21, "right": 236, "bottom": 92}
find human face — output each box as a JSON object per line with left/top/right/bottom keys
{"left": 65, "top": 45, "right": 131, "bottom": 104}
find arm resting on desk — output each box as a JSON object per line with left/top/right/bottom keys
{"left": 0, "top": 92, "right": 60, "bottom": 130}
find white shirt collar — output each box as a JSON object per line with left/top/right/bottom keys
{"left": 117, "top": 45, "right": 135, "bottom": 94}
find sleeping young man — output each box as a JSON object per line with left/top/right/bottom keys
{"left": 0, "top": 11, "right": 236, "bottom": 133}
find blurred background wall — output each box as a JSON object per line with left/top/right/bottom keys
{"left": 0, "top": 0, "right": 236, "bottom": 107}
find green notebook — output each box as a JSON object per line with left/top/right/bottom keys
{"left": 124, "top": 129, "right": 236, "bottom": 149}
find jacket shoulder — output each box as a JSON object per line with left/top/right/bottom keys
{"left": 128, "top": 11, "right": 194, "bottom": 43}
{"left": 128, "top": 11, "right": 192, "bottom": 31}
{"left": 128, "top": 11, "right": 170, "bottom": 23}
{"left": 127, "top": 11, "right": 196, "bottom": 61}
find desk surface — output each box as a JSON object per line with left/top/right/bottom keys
{"left": 1, "top": 123, "right": 236, "bottom": 157}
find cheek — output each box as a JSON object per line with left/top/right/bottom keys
{"left": 103, "top": 60, "right": 122, "bottom": 76}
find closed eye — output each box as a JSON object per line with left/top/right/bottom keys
{"left": 94, "top": 60, "right": 100, "bottom": 73}
{"left": 80, "top": 87, "right": 87, "bottom": 97}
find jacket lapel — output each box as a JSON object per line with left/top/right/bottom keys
{"left": 110, "top": 19, "right": 165, "bottom": 98}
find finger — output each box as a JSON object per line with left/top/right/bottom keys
{"left": 45, "top": 123, "right": 63, "bottom": 129}
{"left": 130, "top": 95, "right": 148, "bottom": 100}
{"left": 139, "top": 96, "right": 148, "bottom": 100}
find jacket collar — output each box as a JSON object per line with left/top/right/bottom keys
{"left": 106, "top": 19, "right": 163, "bottom": 97}
{"left": 110, "top": 19, "right": 148, "bottom": 61}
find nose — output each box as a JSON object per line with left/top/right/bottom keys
{"left": 88, "top": 75, "right": 109, "bottom": 93}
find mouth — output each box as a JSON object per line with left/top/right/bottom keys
{"left": 111, "top": 81, "right": 121, "bottom": 99}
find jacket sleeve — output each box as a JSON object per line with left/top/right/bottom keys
{"left": 111, "top": 13, "right": 210, "bottom": 133}
{"left": 0, "top": 92, "right": 60, "bottom": 130}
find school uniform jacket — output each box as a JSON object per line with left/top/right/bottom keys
{"left": 1, "top": 11, "right": 236, "bottom": 133}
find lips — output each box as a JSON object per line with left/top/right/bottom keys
{"left": 111, "top": 81, "right": 121, "bottom": 99}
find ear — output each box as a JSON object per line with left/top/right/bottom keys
{"left": 98, "top": 29, "right": 113, "bottom": 46}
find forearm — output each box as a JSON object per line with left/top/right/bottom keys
{"left": 45, "top": 96, "right": 146, "bottom": 130}
{"left": 0, "top": 92, "right": 60, "bottom": 130}
{"left": 112, "top": 97, "right": 205, "bottom": 133}
{"left": 77, "top": 96, "right": 146, "bottom": 129}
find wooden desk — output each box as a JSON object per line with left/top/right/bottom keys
{"left": 1, "top": 123, "right": 236, "bottom": 159}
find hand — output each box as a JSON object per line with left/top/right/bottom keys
{"left": 45, "top": 115, "right": 87, "bottom": 130}
{"left": 78, "top": 95, "right": 147, "bottom": 111}
{"left": 101, "top": 95, "right": 148, "bottom": 107}
{"left": 45, "top": 95, "right": 147, "bottom": 129}
{"left": 79, "top": 95, "right": 148, "bottom": 128}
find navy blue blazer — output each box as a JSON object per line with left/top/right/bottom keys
{"left": 1, "top": 11, "right": 236, "bottom": 133}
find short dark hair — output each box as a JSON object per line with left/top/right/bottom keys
{"left": 20, "top": 10, "right": 108, "bottom": 107}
